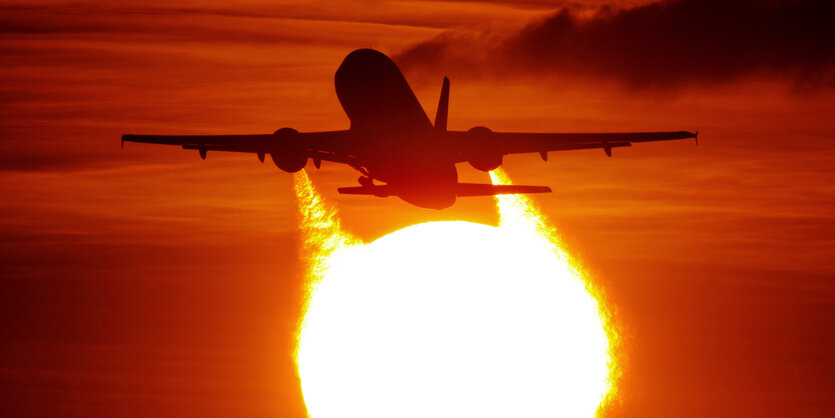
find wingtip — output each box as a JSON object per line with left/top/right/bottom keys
{"left": 694, "top": 130, "right": 699, "bottom": 145}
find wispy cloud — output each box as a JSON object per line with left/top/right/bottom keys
{"left": 398, "top": 0, "right": 835, "bottom": 87}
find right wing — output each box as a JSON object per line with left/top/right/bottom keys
{"left": 447, "top": 130, "right": 697, "bottom": 159}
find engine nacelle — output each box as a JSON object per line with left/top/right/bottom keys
{"left": 467, "top": 126, "right": 503, "bottom": 172}
{"left": 271, "top": 127, "right": 307, "bottom": 173}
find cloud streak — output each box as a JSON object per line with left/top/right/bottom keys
{"left": 397, "top": 0, "right": 835, "bottom": 87}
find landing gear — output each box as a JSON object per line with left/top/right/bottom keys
{"left": 358, "top": 176, "right": 374, "bottom": 187}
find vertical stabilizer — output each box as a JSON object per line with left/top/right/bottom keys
{"left": 434, "top": 76, "right": 449, "bottom": 131}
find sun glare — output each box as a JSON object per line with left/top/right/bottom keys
{"left": 293, "top": 169, "right": 618, "bottom": 418}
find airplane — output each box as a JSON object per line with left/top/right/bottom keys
{"left": 122, "top": 48, "right": 697, "bottom": 209}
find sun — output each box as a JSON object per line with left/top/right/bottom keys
{"left": 293, "top": 169, "right": 617, "bottom": 418}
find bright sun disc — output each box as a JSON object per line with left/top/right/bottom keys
{"left": 297, "top": 220, "right": 612, "bottom": 418}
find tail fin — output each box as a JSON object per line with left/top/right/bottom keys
{"left": 434, "top": 76, "right": 449, "bottom": 131}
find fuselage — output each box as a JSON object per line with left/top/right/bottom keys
{"left": 334, "top": 49, "right": 458, "bottom": 209}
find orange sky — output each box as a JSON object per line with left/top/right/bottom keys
{"left": 1, "top": 1, "right": 834, "bottom": 417}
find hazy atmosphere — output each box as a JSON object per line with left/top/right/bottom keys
{"left": 1, "top": 1, "right": 833, "bottom": 416}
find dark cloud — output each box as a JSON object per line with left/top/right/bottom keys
{"left": 0, "top": 6, "right": 339, "bottom": 45}
{"left": 397, "top": 0, "right": 835, "bottom": 87}
{"left": 0, "top": 2, "right": 460, "bottom": 36}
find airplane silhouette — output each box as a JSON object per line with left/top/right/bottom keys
{"left": 122, "top": 48, "right": 697, "bottom": 209}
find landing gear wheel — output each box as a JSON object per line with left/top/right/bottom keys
{"left": 358, "top": 176, "right": 374, "bottom": 187}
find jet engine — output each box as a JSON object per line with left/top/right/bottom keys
{"left": 271, "top": 127, "right": 307, "bottom": 172}
{"left": 467, "top": 126, "right": 503, "bottom": 172}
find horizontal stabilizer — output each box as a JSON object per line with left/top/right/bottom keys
{"left": 338, "top": 183, "right": 551, "bottom": 197}
{"left": 455, "top": 183, "right": 551, "bottom": 197}
{"left": 338, "top": 185, "right": 394, "bottom": 197}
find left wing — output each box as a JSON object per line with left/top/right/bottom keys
{"left": 447, "top": 130, "right": 697, "bottom": 159}
{"left": 121, "top": 130, "right": 356, "bottom": 165}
